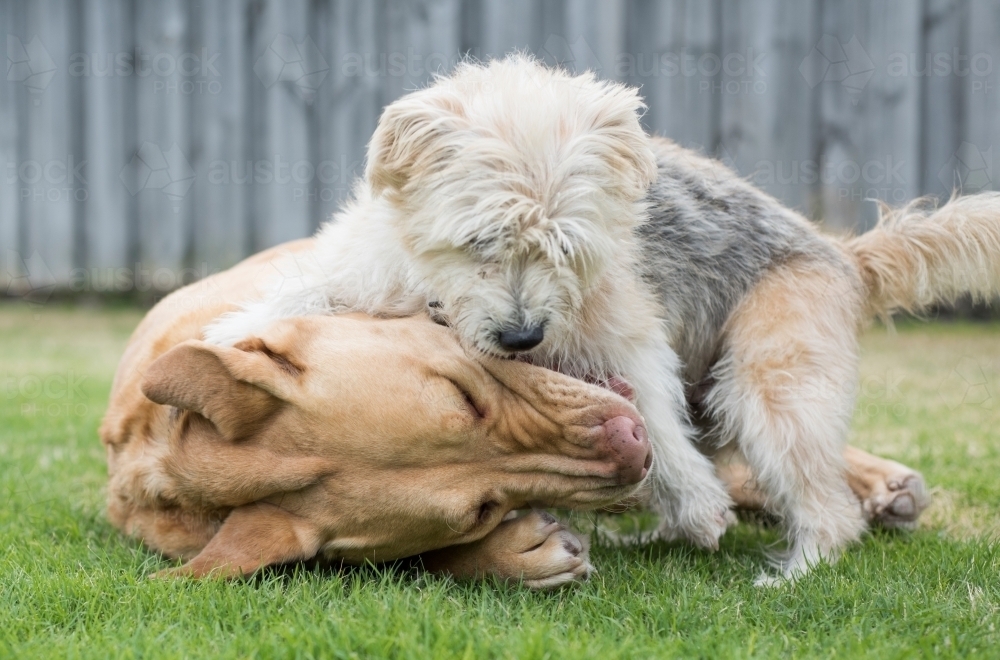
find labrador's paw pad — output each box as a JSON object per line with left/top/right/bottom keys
{"left": 506, "top": 511, "right": 592, "bottom": 590}
{"left": 864, "top": 470, "right": 930, "bottom": 530}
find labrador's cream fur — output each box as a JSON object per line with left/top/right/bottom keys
{"left": 101, "top": 240, "right": 654, "bottom": 586}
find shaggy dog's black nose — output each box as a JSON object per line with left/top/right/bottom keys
{"left": 498, "top": 324, "right": 544, "bottom": 351}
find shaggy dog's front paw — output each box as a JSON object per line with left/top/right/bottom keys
{"left": 659, "top": 491, "right": 735, "bottom": 551}
{"left": 682, "top": 508, "right": 732, "bottom": 551}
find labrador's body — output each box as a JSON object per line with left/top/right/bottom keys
{"left": 102, "top": 239, "right": 655, "bottom": 587}
{"left": 102, "top": 241, "right": 927, "bottom": 585}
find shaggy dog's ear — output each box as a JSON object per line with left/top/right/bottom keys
{"left": 141, "top": 338, "right": 300, "bottom": 441}
{"left": 366, "top": 87, "right": 468, "bottom": 195}
{"left": 583, "top": 80, "right": 658, "bottom": 201}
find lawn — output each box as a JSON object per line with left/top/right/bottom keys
{"left": 1, "top": 303, "right": 998, "bottom": 659}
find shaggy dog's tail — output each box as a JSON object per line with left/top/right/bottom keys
{"left": 846, "top": 192, "right": 1000, "bottom": 319}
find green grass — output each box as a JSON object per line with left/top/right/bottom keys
{"left": 1, "top": 303, "right": 998, "bottom": 659}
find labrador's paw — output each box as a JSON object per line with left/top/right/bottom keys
{"left": 425, "top": 510, "right": 592, "bottom": 590}
{"left": 504, "top": 511, "right": 592, "bottom": 590}
{"left": 432, "top": 511, "right": 594, "bottom": 589}
{"left": 862, "top": 468, "right": 930, "bottom": 530}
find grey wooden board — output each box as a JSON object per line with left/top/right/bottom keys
{"left": 718, "top": 0, "right": 819, "bottom": 215}
{"left": 1, "top": 0, "right": 22, "bottom": 292}
{"left": 80, "top": 0, "right": 132, "bottom": 285}
{"left": 624, "top": 0, "right": 720, "bottom": 152}
{"left": 314, "top": 0, "right": 382, "bottom": 225}
{"left": 921, "top": 0, "right": 967, "bottom": 198}
{"left": 248, "top": 0, "right": 313, "bottom": 252}
{"left": 963, "top": 0, "right": 999, "bottom": 199}
{"left": 189, "top": 0, "right": 249, "bottom": 272}
{"left": 132, "top": 0, "right": 193, "bottom": 279}
{"left": 854, "top": 0, "right": 922, "bottom": 231}
{"left": 21, "top": 0, "right": 75, "bottom": 284}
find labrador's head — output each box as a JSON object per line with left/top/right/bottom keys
{"left": 139, "top": 313, "right": 650, "bottom": 577}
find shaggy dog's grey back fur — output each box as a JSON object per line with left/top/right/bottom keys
{"left": 639, "top": 137, "right": 849, "bottom": 383}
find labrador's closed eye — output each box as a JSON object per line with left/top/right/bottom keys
{"left": 448, "top": 379, "right": 484, "bottom": 419}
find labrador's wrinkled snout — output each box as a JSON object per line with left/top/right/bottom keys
{"left": 600, "top": 415, "right": 651, "bottom": 485}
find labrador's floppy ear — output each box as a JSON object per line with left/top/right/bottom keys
{"left": 365, "top": 85, "right": 468, "bottom": 195}
{"left": 152, "top": 502, "right": 323, "bottom": 579}
{"left": 141, "top": 338, "right": 295, "bottom": 441}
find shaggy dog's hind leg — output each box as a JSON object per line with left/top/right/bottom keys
{"left": 705, "top": 262, "right": 867, "bottom": 583}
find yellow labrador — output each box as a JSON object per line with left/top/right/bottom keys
{"left": 101, "top": 240, "right": 651, "bottom": 588}
{"left": 101, "top": 241, "right": 927, "bottom": 586}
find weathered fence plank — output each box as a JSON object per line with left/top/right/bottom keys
{"left": 920, "top": 0, "right": 967, "bottom": 198}
{"left": 248, "top": 0, "right": 314, "bottom": 251}
{"left": 21, "top": 0, "right": 76, "bottom": 284}
{"left": 80, "top": 0, "right": 133, "bottom": 284}
{"left": 624, "top": 0, "right": 720, "bottom": 152}
{"left": 963, "top": 0, "right": 999, "bottom": 198}
{"left": 314, "top": 0, "right": 382, "bottom": 222}
{"left": 854, "top": 0, "right": 923, "bottom": 230}
{"left": 189, "top": 0, "right": 249, "bottom": 272}
{"left": 1, "top": 1, "right": 23, "bottom": 288}
{"left": 719, "top": 0, "right": 819, "bottom": 215}
{"left": 815, "top": 0, "right": 870, "bottom": 231}
{"left": 132, "top": 0, "right": 193, "bottom": 277}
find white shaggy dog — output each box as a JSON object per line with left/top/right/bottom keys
{"left": 205, "top": 55, "right": 733, "bottom": 550}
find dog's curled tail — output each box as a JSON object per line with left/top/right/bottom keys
{"left": 846, "top": 192, "right": 1000, "bottom": 319}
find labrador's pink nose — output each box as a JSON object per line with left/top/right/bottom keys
{"left": 602, "top": 416, "right": 652, "bottom": 484}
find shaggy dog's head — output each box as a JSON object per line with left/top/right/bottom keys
{"left": 365, "top": 55, "right": 656, "bottom": 358}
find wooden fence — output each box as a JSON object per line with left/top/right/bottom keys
{"left": 2, "top": 0, "right": 998, "bottom": 296}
